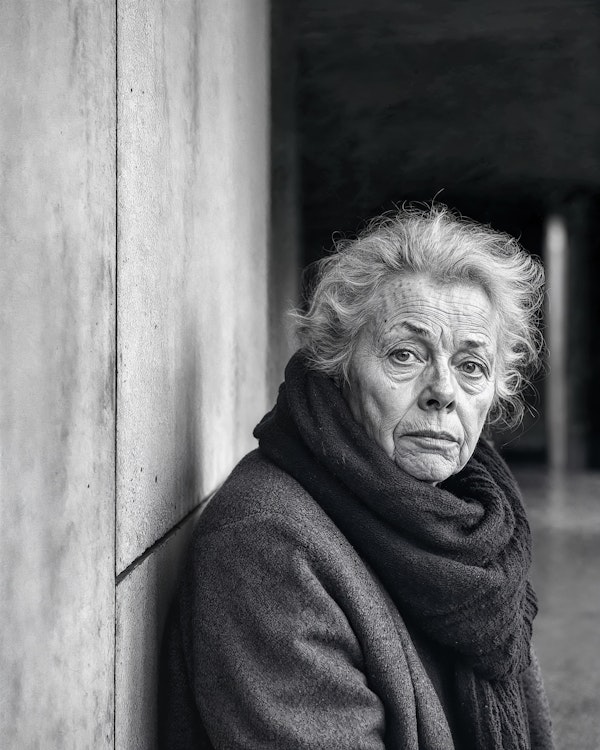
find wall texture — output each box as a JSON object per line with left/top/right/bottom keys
{"left": 115, "top": 1, "right": 291, "bottom": 747}
{"left": 1, "top": 1, "right": 297, "bottom": 747}
{"left": 117, "top": 0, "right": 271, "bottom": 575}
{"left": 0, "top": 1, "right": 116, "bottom": 746}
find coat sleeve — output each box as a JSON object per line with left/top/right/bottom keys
{"left": 179, "top": 512, "right": 387, "bottom": 750}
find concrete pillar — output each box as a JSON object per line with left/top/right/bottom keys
{"left": 115, "top": 2, "right": 274, "bottom": 748}
{"left": 545, "top": 215, "right": 569, "bottom": 470}
{"left": 116, "top": 0, "right": 271, "bottom": 575}
{"left": 1, "top": 2, "right": 299, "bottom": 747}
{"left": 0, "top": 2, "right": 116, "bottom": 746}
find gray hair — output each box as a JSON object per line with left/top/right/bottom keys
{"left": 293, "top": 204, "right": 545, "bottom": 428}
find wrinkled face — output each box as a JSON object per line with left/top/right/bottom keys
{"left": 344, "top": 274, "right": 498, "bottom": 483}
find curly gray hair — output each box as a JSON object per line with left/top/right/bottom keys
{"left": 293, "top": 204, "right": 545, "bottom": 428}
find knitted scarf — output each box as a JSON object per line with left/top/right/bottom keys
{"left": 254, "top": 353, "right": 538, "bottom": 750}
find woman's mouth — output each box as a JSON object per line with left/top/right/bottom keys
{"left": 403, "top": 430, "right": 459, "bottom": 443}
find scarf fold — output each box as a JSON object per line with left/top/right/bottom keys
{"left": 254, "top": 353, "right": 538, "bottom": 750}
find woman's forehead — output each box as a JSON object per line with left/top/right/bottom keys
{"left": 368, "top": 274, "right": 498, "bottom": 348}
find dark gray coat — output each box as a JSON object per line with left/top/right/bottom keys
{"left": 159, "top": 451, "right": 553, "bottom": 749}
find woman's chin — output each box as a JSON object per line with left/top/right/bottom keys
{"left": 394, "top": 452, "right": 460, "bottom": 484}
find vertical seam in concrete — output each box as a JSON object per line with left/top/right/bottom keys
{"left": 114, "top": 0, "right": 119, "bottom": 746}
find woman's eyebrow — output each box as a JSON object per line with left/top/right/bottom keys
{"left": 393, "top": 321, "right": 432, "bottom": 338}
{"left": 459, "top": 338, "right": 493, "bottom": 351}
{"left": 377, "top": 321, "right": 433, "bottom": 345}
{"left": 389, "top": 325, "right": 495, "bottom": 357}
{"left": 458, "top": 339, "right": 495, "bottom": 362}
{"left": 383, "top": 322, "right": 494, "bottom": 352}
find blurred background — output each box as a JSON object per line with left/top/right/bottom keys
{"left": 1, "top": 1, "right": 599, "bottom": 747}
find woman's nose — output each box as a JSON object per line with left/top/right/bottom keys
{"left": 417, "top": 365, "right": 457, "bottom": 411}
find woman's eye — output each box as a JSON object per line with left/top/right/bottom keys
{"left": 459, "top": 360, "right": 485, "bottom": 377}
{"left": 389, "top": 349, "right": 417, "bottom": 364}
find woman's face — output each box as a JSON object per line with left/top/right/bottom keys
{"left": 344, "top": 274, "right": 498, "bottom": 483}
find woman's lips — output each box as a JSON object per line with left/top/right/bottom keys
{"left": 402, "top": 430, "right": 460, "bottom": 445}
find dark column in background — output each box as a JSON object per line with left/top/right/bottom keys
{"left": 562, "top": 194, "right": 600, "bottom": 468}
{"left": 269, "top": 0, "right": 301, "bottom": 393}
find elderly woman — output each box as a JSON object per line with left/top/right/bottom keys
{"left": 159, "top": 205, "right": 553, "bottom": 749}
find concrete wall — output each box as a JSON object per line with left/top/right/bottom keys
{"left": 116, "top": 2, "right": 282, "bottom": 747}
{"left": 1, "top": 1, "right": 298, "bottom": 747}
{"left": 117, "top": 0, "right": 271, "bottom": 573}
{"left": 0, "top": 1, "right": 116, "bottom": 746}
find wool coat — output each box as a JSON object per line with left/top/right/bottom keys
{"left": 158, "top": 450, "right": 553, "bottom": 749}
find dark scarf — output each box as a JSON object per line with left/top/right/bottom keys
{"left": 254, "top": 353, "right": 538, "bottom": 750}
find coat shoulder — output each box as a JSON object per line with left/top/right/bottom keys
{"left": 193, "top": 449, "right": 338, "bottom": 542}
